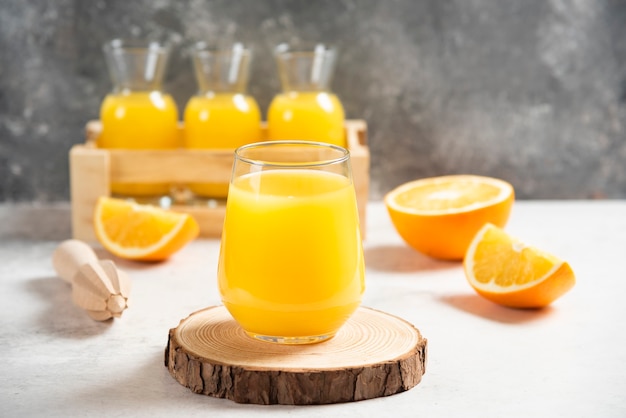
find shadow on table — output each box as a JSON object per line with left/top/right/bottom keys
{"left": 72, "top": 349, "right": 301, "bottom": 413}
{"left": 364, "top": 244, "right": 458, "bottom": 273}
{"left": 439, "top": 293, "right": 555, "bottom": 324}
{"left": 24, "top": 276, "right": 113, "bottom": 338}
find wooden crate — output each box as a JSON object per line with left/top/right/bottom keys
{"left": 70, "top": 120, "right": 370, "bottom": 242}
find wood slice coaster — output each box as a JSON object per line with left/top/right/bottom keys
{"left": 165, "top": 306, "right": 427, "bottom": 405}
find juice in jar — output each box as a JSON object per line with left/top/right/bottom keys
{"left": 99, "top": 39, "right": 179, "bottom": 200}
{"left": 268, "top": 43, "right": 346, "bottom": 146}
{"left": 98, "top": 91, "right": 179, "bottom": 197}
{"left": 184, "top": 92, "right": 260, "bottom": 198}
{"left": 267, "top": 91, "right": 345, "bottom": 146}
{"left": 218, "top": 169, "right": 365, "bottom": 339}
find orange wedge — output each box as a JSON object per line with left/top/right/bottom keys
{"left": 94, "top": 197, "right": 199, "bottom": 261}
{"left": 384, "top": 175, "right": 514, "bottom": 260}
{"left": 464, "top": 223, "right": 575, "bottom": 308}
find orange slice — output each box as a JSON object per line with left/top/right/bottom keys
{"left": 384, "top": 175, "right": 514, "bottom": 260}
{"left": 94, "top": 197, "right": 199, "bottom": 261}
{"left": 464, "top": 223, "right": 575, "bottom": 308}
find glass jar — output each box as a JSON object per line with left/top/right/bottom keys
{"left": 183, "top": 42, "right": 261, "bottom": 201}
{"left": 97, "top": 39, "right": 179, "bottom": 203}
{"left": 267, "top": 43, "right": 345, "bottom": 147}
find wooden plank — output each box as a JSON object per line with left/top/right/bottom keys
{"left": 346, "top": 120, "right": 370, "bottom": 238}
{"left": 108, "top": 149, "right": 235, "bottom": 184}
{"left": 70, "top": 145, "right": 109, "bottom": 242}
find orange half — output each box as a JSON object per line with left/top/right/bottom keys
{"left": 384, "top": 175, "right": 514, "bottom": 260}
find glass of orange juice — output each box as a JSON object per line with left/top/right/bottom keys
{"left": 218, "top": 141, "right": 365, "bottom": 344}
{"left": 98, "top": 39, "right": 180, "bottom": 204}
{"left": 183, "top": 42, "right": 261, "bottom": 202}
{"left": 267, "top": 43, "right": 346, "bottom": 147}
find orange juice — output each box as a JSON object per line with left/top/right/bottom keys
{"left": 267, "top": 91, "right": 345, "bottom": 146}
{"left": 98, "top": 91, "right": 179, "bottom": 196}
{"left": 218, "top": 169, "right": 364, "bottom": 339}
{"left": 184, "top": 93, "right": 261, "bottom": 198}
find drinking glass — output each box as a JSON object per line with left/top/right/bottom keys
{"left": 217, "top": 141, "right": 365, "bottom": 344}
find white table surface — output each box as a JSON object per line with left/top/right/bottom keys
{"left": 1, "top": 201, "right": 625, "bottom": 417}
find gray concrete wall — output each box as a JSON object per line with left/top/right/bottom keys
{"left": 1, "top": 0, "right": 625, "bottom": 202}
